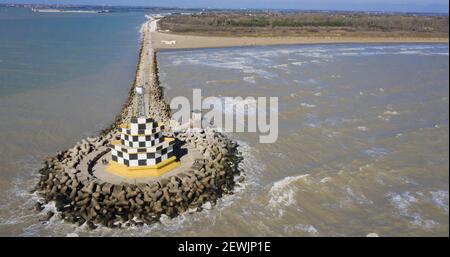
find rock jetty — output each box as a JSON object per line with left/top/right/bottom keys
{"left": 33, "top": 18, "right": 243, "bottom": 229}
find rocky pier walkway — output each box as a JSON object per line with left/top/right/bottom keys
{"left": 33, "top": 18, "right": 244, "bottom": 229}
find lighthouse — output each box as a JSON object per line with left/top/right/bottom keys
{"left": 107, "top": 86, "right": 179, "bottom": 178}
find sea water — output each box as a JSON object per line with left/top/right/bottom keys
{"left": 158, "top": 43, "right": 449, "bottom": 236}
{"left": 0, "top": 7, "right": 145, "bottom": 236}
{"left": 0, "top": 7, "right": 448, "bottom": 236}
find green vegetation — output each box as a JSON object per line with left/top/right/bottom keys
{"left": 158, "top": 12, "right": 449, "bottom": 37}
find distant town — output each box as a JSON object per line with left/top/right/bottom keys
{"left": 1, "top": 3, "right": 449, "bottom": 16}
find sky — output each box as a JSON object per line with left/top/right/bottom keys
{"left": 3, "top": 0, "right": 449, "bottom": 13}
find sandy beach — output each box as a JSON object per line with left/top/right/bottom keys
{"left": 152, "top": 31, "right": 448, "bottom": 50}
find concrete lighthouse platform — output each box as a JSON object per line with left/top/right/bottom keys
{"left": 87, "top": 143, "right": 203, "bottom": 185}
{"left": 34, "top": 127, "right": 242, "bottom": 228}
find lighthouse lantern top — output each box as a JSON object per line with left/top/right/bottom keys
{"left": 135, "top": 86, "right": 144, "bottom": 95}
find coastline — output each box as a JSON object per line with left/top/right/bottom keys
{"left": 9, "top": 11, "right": 447, "bottom": 235}
{"left": 4, "top": 7, "right": 443, "bottom": 235}
{"left": 152, "top": 31, "right": 449, "bottom": 50}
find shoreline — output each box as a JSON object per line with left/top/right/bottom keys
{"left": 152, "top": 31, "right": 449, "bottom": 51}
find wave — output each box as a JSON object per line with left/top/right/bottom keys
{"left": 284, "top": 223, "right": 319, "bottom": 236}
{"left": 300, "top": 102, "right": 317, "bottom": 108}
{"left": 268, "top": 174, "right": 310, "bottom": 209}
{"left": 386, "top": 191, "right": 440, "bottom": 230}
{"left": 243, "top": 76, "right": 256, "bottom": 84}
{"left": 430, "top": 190, "right": 449, "bottom": 214}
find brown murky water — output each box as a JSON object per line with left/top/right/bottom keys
{"left": 0, "top": 8, "right": 144, "bottom": 236}
{"left": 157, "top": 44, "right": 449, "bottom": 236}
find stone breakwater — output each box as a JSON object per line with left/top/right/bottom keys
{"left": 32, "top": 19, "right": 243, "bottom": 229}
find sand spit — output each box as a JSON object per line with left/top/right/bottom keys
{"left": 152, "top": 31, "right": 449, "bottom": 50}
{"left": 32, "top": 18, "right": 243, "bottom": 229}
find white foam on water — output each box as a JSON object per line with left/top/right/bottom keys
{"left": 320, "top": 177, "right": 331, "bottom": 183}
{"left": 292, "top": 79, "right": 322, "bottom": 87}
{"left": 339, "top": 52, "right": 360, "bottom": 56}
{"left": 243, "top": 76, "right": 256, "bottom": 84}
{"left": 233, "top": 139, "right": 264, "bottom": 190}
{"left": 338, "top": 47, "right": 367, "bottom": 52}
{"left": 171, "top": 57, "right": 201, "bottom": 66}
{"left": 349, "top": 45, "right": 449, "bottom": 56}
{"left": 166, "top": 50, "right": 279, "bottom": 79}
{"left": 384, "top": 110, "right": 398, "bottom": 115}
{"left": 268, "top": 174, "right": 310, "bottom": 215}
{"left": 296, "top": 51, "right": 332, "bottom": 59}
{"left": 399, "top": 50, "right": 422, "bottom": 55}
{"left": 430, "top": 190, "right": 449, "bottom": 213}
{"left": 330, "top": 74, "right": 341, "bottom": 79}
{"left": 364, "top": 147, "right": 388, "bottom": 159}
{"left": 157, "top": 213, "right": 192, "bottom": 233}
{"left": 272, "top": 64, "right": 289, "bottom": 69}
{"left": 386, "top": 191, "right": 439, "bottom": 230}
{"left": 8, "top": 181, "right": 79, "bottom": 236}
{"left": 386, "top": 191, "right": 417, "bottom": 215}
{"left": 307, "top": 117, "right": 359, "bottom": 129}
{"left": 307, "top": 79, "right": 320, "bottom": 85}
{"left": 291, "top": 61, "right": 307, "bottom": 66}
{"left": 411, "top": 214, "right": 439, "bottom": 229}
{"left": 300, "top": 103, "right": 317, "bottom": 108}
{"left": 0, "top": 156, "right": 42, "bottom": 229}
{"left": 378, "top": 106, "right": 400, "bottom": 122}
{"left": 398, "top": 176, "right": 419, "bottom": 186}
{"left": 343, "top": 186, "right": 373, "bottom": 205}
{"left": 242, "top": 67, "right": 275, "bottom": 78}
{"left": 378, "top": 115, "right": 390, "bottom": 122}
{"left": 42, "top": 201, "right": 58, "bottom": 214}
{"left": 284, "top": 223, "right": 319, "bottom": 236}
{"left": 270, "top": 152, "right": 288, "bottom": 159}
{"left": 289, "top": 92, "right": 298, "bottom": 98}
{"left": 356, "top": 126, "right": 368, "bottom": 131}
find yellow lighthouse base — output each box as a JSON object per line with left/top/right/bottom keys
{"left": 107, "top": 156, "right": 180, "bottom": 178}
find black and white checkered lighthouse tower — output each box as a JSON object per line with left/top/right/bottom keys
{"left": 107, "top": 85, "right": 179, "bottom": 178}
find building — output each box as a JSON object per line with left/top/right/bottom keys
{"left": 106, "top": 86, "right": 179, "bottom": 178}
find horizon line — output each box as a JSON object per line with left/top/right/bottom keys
{"left": 3, "top": 2, "right": 449, "bottom": 14}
